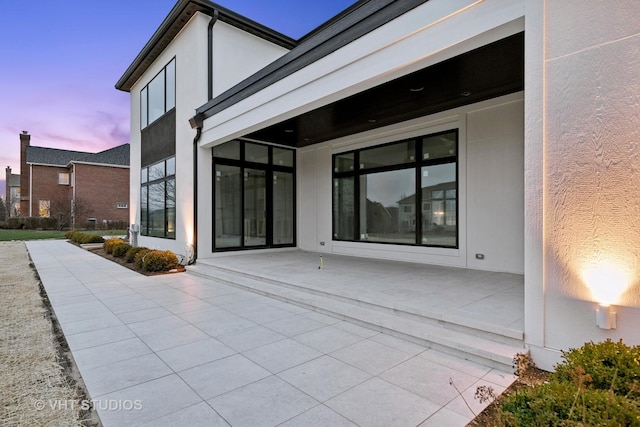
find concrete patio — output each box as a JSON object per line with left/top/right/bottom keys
{"left": 27, "top": 240, "right": 517, "bottom": 426}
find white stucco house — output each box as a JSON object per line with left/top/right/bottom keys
{"left": 116, "top": 0, "right": 640, "bottom": 370}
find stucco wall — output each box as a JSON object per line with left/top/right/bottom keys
{"left": 539, "top": 0, "right": 640, "bottom": 363}
{"left": 211, "top": 21, "right": 289, "bottom": 98}
{"left": 130, "top": 12, "right": 209, "bottom": 255}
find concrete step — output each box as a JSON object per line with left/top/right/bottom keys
{"left": 187, "top": 263, "right": 524, "bottom": 371}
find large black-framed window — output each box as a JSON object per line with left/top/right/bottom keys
{"left": 140, "top": 156, "right": 176, "bottom": 239}
{"left": 333, "top": 129, "right": 458, "bottom": 248}
{"left": 213, "top": 140, "right": 295, "bottom": 251}
{"left": 140, "top": 58, "right": 176, "bottom": 129}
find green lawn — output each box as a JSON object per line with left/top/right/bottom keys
{"left": 0, "top": 229, "right": 127, "bottom": 242}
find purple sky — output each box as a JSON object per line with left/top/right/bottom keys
{"left": 0, "top": 0, "right": 356, "bottom": 195}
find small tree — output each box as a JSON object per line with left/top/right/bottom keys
{"left": 0, "top": 196, "right": 6, "bottom": 222}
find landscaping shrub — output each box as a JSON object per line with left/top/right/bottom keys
{"left": 134, "top": 248, "right": 153, "bottom": 269}
{"left": 554, "top": 339, "right": 640, "bottom": 397}
{"left": 103, "top": 238, "right": 125, "bottom": 254}
{"left": 66, "top": 231, "right": 104, "bottom": 244}
{"left": 125, "top": 246, "right": 148, "bottom": 263}
{"left": 500, "top": 339, "right": 640, "bottom": 425}
{"left": 500, "top": 381, "right": 640, "bottom": 426}
{"left": 142, "top": 250, "right": 179, "bottom": 272}
{"left": 111, "top": 242, "right": 132, "bottom": 258}
{"left": 79, "top": 234, "right": 104, "bottom": 244}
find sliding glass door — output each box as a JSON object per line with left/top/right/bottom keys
{"left": 213, "top": 140, "right": 295, "bottom": 251}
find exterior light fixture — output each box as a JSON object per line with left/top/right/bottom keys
{"left": 596, "top": 304, "right": 616, "bottom": 330}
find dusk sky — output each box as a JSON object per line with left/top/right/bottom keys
{"left": 0, "top": 0, "right": 356, "bottom": 195}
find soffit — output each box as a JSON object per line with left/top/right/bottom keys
{"left": 245, "top": 32, "right": 524, "bottom": 147}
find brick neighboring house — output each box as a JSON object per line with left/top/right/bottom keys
{"left": 5, "top": 166, "right": 21, "bottom": 217}
{"left": 18, "top": 131, "right": 130, "bottom": 228}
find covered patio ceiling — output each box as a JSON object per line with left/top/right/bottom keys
{"left": 245, "top": 32, "right": 524, "bottom": 148}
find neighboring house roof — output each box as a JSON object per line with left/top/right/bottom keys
{"left": 26, "top": 144, "right": 130, "bottom": 167}
{"left": 7, "top": 174, "right": 20, "bottom": 187}
{"left": 115, "top": 0, "right": 297, "bottom": 92}
{"left": 26, "top": 146, "right": 89, "bottom": 167}
{"left": 75, "top": 144, "right": 130, "bottom": 167}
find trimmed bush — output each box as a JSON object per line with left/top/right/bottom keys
{"left": 500, "top": 381, "right": 640, "bottom": 426}
{"left": 554, "top": 339, "right": 640, "bottom": 397}
{"left": 66, "top": 231, "right": 104, "bottom": 244}
{"left": 79, "top": 234, "right": 104, "bottom": 244}
{"left": 500, "top": 339, "right": 640, "bottom": 425}
{"left": 112, "top": 242, "right": 132, "bottom": 258}
{"left": 103, "top": 238, "right": 125, "bottom": 254}
{"left": 142, "top": 250, "right": 179, "bottom": 272}
{"left": 134, "top": 248, "right": 153, "bottom": 269}
{"left": 125, "top": 246, "right": 148, "bottom": 263}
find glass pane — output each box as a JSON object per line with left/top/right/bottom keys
{"left": 166, "top": 157, "right": 175, "bottom": 176}
{"left": 141, "top": 167, "right": 148, "bottom": 184}
{"left": 273, "top": 171, "right": 294, "bottom": 245}
{"left": 245, "top": 143, "right": 268, "bottom": 164}
{"left": 333, "top": 177, "right": 354, "bottom": 240}
{"left": 244, "top": 169, "right": 266, "bottom": 246}
{"left": 360, "top": 140, "right": 415, "bottom": 170}
{"left": 148, "top": 182, "right": 165, "bottom": 237}
{"left": 214, "top": 165, "right": 242, "bottom": 248}
{"left": 422, "top": 131, "right": 456, "bottom": 160}
{"left": 273, "top": 147, "right": 293, "bottom": 167}
{"left": 334, "top": 152, "right": 354, "bottom": 173}
{"left": 148, "top": 162, "right": 164, "bottom": 181}
{"left": 166, "top": 178, "right": 176, "bottom": 238}
{"left": 140, "top": 186, "right": 148, "bottom": 235}
{"left": 213, "top": 140, "right": 240, "bottom": 160}
{"left": 140, "top": 87, "right": 148, "bottom": 128}
{"left": 359, "top": 168, "right": 415, "bottom": 244}
{"left": 165, "top": 59, "right": 175, "bottom": 111}
{"left": 421, "top": 163, "right": 456, "bottom": 247}
{"left": 148, "top": 69, "right": 165, "bottom": 124}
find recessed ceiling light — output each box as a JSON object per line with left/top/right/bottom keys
{"left": 461, "top": 91, "right": 471, "bottom": 97}
{"left": 409, "top": 87, "right": 424, "bottom": 92}
{"left": 368, "top": 119, "right": 376, "bottom": 123}
{"left": 284, "top": 129, "right": 294, "bottom": 133}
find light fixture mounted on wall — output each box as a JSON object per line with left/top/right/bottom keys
{"left": 596, "top": 304, "right": 617, "bottom": 330}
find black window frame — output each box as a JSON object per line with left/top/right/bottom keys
{"left": 212, "top": 140, "right": 296, "bottom": 252}
{"left": 140, "top": 156, "right": 176, "bottom": 239}
{"left": 140, "top": 57, "right": 176, "bottom": 129}
{"left": 332, "top": 129, "right": 458, "bottom": 249}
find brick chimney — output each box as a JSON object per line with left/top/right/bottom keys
{"left": 20, "top": 131, "right": 30, "bottom": 217}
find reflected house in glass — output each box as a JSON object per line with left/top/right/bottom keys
{"left": 117, "top": 0, "right": 640, "bottom": 370}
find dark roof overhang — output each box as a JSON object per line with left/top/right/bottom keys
{"left": 247, "top": 32, "right": 525, "bottom": 147}
{"left": 115, "top": 0, "right": 297, "bottom": 92}
{"left": 195, "top": 0, "right": 428, "bottom": 121}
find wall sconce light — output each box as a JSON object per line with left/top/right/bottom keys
{"left": 596, "top": 304, "right": 617, "bottom": 330}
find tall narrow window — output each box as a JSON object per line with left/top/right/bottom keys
{"left": 140, "top": 58, "right": 176, "bottom": 129}
{"left": 332, "top": 130, "right": 458, "bottom": 248}
{"left": 140, "top": 156, "right": 176, "bottom": 239}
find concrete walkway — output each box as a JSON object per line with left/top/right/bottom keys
{"left": 27, "top": 240, "right": 515, "bottom": 426}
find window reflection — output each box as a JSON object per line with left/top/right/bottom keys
{"left": 360, "top": 168, "right": 415, "bottom": 244}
